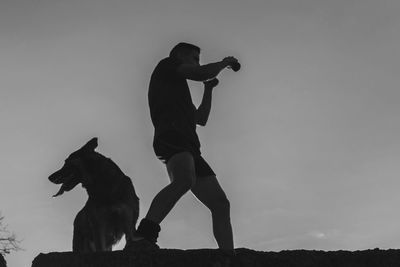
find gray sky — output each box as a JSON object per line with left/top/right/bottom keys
{"left": 1, "top": 0, "right": 400, "bottom": 266}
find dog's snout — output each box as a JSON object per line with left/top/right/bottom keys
{"left": 49, "top": 169, "right": 63, "bottom": 184}
{"left": 48, "top": 173, "right": 57, "bottom": 183}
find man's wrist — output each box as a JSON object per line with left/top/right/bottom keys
{"left": 204, "top": 86, "right": 214, "bottom": 92}
{"left": 203, "top": 78, "right": 219, "bottom": 89}
{"left": 220, "top": 60, "right": 229, "bottom": 69}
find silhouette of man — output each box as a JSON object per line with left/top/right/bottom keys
{"left": 131, "top": 43, "right": 239, "bottom": 253}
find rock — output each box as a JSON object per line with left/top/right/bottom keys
{"left": 31, "top": 248, "right": 400, "bottom": 267}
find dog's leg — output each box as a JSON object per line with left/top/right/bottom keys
{"left": 73, "top": 209, "right": 91, "bottom": 252}
{"left": 72, "top": 228, "right": 84, "bottom": 252}
{"left": 122, "top": 204, "right": 138, "bottom": 249}
{"left": 124, "top": 223, "right": 134, "bottom": 246}
{"left": 93, "top": 222, "right": 107, "bottom": 251}
{"left": 121, "top": 213, "right": 134, "bottom": 248}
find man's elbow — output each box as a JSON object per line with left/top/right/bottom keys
{"left": 196, "top": 110, "right": 210, "bottom": 126}
{"left": 186, "top": 72, "right": 211, "bottom": 82}
{"left": 196, "top": 119, "right": 207, "bottom": 127}
{"left": 196, "top": 115, "right": 208, "bottom": 126}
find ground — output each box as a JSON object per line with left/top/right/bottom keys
{"left": 32, "top": 247, "right": 400, "bottom": 267}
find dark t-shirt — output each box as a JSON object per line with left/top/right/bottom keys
{"left": 148, "top": 57, "right": 200, "bottom": 148}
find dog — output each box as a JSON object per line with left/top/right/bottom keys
{"left": 48, "top": 137, "right": 139, "bottom": 252}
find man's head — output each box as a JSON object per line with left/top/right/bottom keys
{"left": 169, "top": 42, "right": 201, "bottom": 66}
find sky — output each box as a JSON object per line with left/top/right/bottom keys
{"left": 1, "top": 0, "right": 400, "bottom": 266}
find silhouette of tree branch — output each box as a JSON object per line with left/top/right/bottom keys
{"left": 0, "top": 214, "right": 22, "bottom": 256}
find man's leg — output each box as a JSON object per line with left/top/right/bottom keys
{"left": 145, "top": 151, "right": 196, "bottom": 223}
{"left": 134, "top": 152, "right": 196, "bottom": 243}
{"left": 191, "top": 175, "right": 234, "bottom": 250}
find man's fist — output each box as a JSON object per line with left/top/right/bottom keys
{"left": 222, "top": 56, "right": 238, "bottom": 65}
{"left": 222, "top": 56, "right": 240, "bottom": 71}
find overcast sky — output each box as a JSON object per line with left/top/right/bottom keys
{"left": 1, "top": 0, "right": 400, "bottom": 266}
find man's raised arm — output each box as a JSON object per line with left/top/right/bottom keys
{"left": 177, "top": 57, "right": 238, "bottom": 81}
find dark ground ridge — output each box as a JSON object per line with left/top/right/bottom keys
{"left": 32, "top": 247, "right": 400, "bottom": 267}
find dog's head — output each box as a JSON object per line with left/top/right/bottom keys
{"left": 49, "top": 137, "right": 98, "bottom": 197}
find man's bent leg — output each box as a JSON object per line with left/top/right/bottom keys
{"left": 191, "top": 175, "right": 234, "bottom": 250}
{"left": 135, "top": 152, "right": 196, "bottom": 242}
{"left": 145, "top": 151, "right": 196, "bottom": 223}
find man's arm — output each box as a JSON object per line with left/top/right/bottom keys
{"left": 177, "top": 57, "right": 238, "bottom": 81}
{"left": 196, "top": 78, "right": 219, "bottom": 126}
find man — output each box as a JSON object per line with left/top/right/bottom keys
{"left": 131, "top": 42, "right": 239, "bottom": 252}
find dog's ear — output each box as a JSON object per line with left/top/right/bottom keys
{"left": 82, "top": 137, "right": 98, "bottom": 151}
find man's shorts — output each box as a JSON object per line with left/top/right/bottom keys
{"left": 153, "top": 131, "right": 216, "bottom": 177}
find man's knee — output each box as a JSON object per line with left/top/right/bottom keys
{"left": 172, "top": 175, "right": 195, "bottom": 194}
{"left": 209, "top": 196, "right": 230, "bottom": 215}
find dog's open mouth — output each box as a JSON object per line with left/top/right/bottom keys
{"left": 49, "top": 168, "right": 81, "bottom": 197}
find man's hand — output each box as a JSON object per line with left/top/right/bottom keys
{"left": 203, "top": 78, "right": 219, "bottom": 90}
{"left": 222, "top": 56, "right": 239, "bottom": 69}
